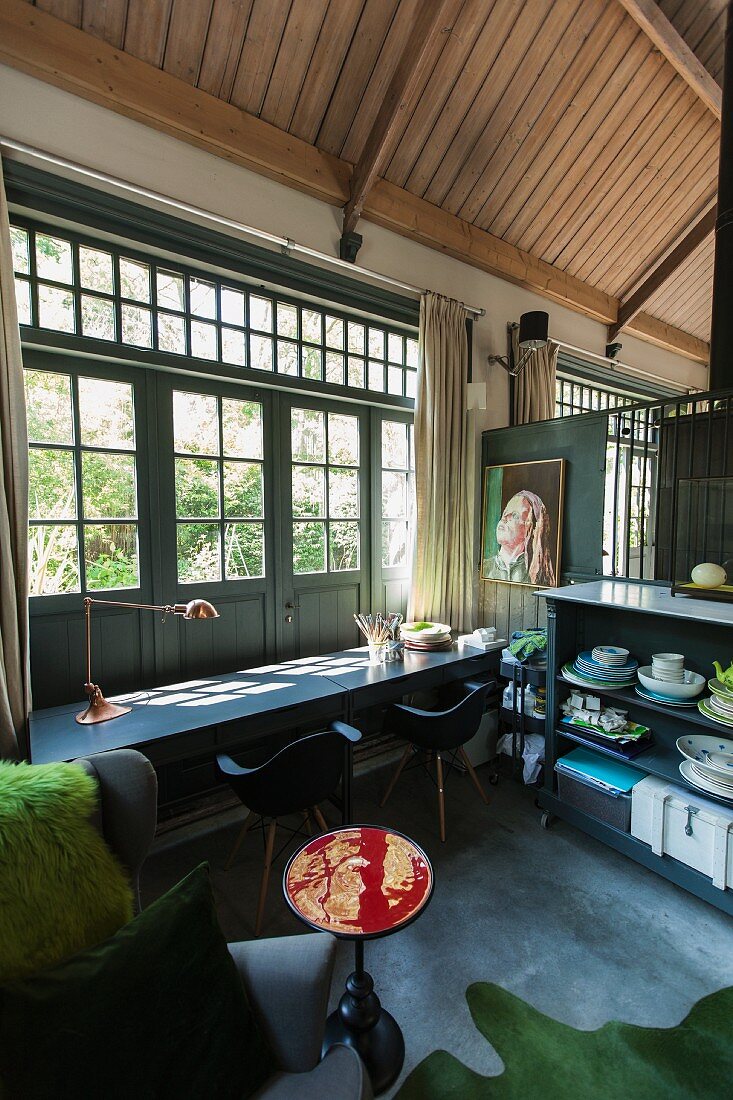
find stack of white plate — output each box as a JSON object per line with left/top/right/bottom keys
{"left": 677, "top": 734, "right": 733, "bottom": 802}
{"left": 591, "top": 646, "right": 630, "bottom": 667}
{"left": 651, "top": 653, "right": 685, "bottom": 684}
{"left": 561, "top": 650, "right": 638, "bottom": 689}
{"left": 400, "top": 622, "right": 453, "bottom": 652}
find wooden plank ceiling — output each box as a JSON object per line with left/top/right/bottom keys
{"left": 12, "top": 0, "right": 727, "bottom": 359}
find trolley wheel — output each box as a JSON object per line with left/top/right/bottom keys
{"left": 540, "top": 811, "right": 554, "bottom": 831}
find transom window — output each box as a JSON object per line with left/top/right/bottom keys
{"left": 173, "top": 389, "right": 265, "bottom": 583}
{"left": 25, "top": 368, "right": 139, "bottom": 595}
{"left": 381, "top": 420, "right": 415, "bottom": 568}
{"left": 10, "top": 223, "right": 418, "bottom": 399}
{"left": 291, "top": 408, "right": 360, "bottom": 574}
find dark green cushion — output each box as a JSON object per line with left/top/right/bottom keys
{"left": 0, "top": 864, "right": 277, "bottom": 1099}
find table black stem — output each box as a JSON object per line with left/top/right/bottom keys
{"left": 354, "top": 938, "right": 364, "bottom": 980}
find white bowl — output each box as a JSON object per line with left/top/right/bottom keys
{"left": 637, "top": 666, "right": 705, "bottom": 699}
{"left": 652, "top": 652, "right": 684, "bottom": 668}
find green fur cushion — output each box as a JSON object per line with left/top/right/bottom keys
{"left": 0, "top": 864, "right": 277, "bottom": 1099}
{"left": 0, "top": 760, "right": 133, "bottom": 981}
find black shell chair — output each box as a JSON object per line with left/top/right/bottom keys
{"left": 380, "top": 680, "right": 494, "bottom": 842}
{"left": 217, "top": 721, "right": 361, "bottom": 936}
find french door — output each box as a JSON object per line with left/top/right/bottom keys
{"left": 278, "top": 396, "right": 371, "bottom": 660}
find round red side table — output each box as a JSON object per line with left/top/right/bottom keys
{"left": 283, "top": 824, "right": 433, "bottom": 1095}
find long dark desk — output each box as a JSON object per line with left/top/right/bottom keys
{"left": 28, "top": 644, "right": 502, "bottom": 820}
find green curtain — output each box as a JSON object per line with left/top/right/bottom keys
{"left": 408, "top": 292, "right": 474, "bottom": 632}
{"left": 0, "top": 156, "right": 30, "bottom": 758}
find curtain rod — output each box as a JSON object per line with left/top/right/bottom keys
{"left": 555, "top": 339, "right": 692, "bottom": 393}
{"left": 0, "top": 137, "right": 486, "bottom": 319}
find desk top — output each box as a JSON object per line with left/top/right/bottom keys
{"left": 275, "top": 644, "right": 496, "bottom": 691}
{"left": 283, "top": 825, "right": 433, "bottom": 938}
{"left": 29, "top": 644, "right": 498, "bottom": 764}
{"left": 28, "top": 666, "right": 346, "bottom": 764}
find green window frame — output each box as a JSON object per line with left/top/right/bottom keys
{"left": 25, "top": 362, "right": 142, "bottom": 599}
{"left": 172, "top": 386, "right": 267, "bottom": 585}
{"left": 10, "top": 220, "right": 419, "bottom": 400}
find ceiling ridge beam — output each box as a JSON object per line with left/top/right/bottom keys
{"left": 341, "top": 0, "right": 457, "bottom": 242}
{"left": 616, "top": 0, "right": 722, "bottom": 118}
{"left": 0, "top": 0, "right": 709, "bottom": 365}
{"left": 608, "top": 198, "right": 717, "bottom": 341}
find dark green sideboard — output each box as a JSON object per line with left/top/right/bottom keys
{"left": 538, "top": 579, "right": 733, "bottom": 916}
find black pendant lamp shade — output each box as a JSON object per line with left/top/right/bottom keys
{"left": 518, "top": 311, "right": 549, "bottom": 350}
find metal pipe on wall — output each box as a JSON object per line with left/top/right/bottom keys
{"left": 709, "top": 0, "right": 733, "bottom": 388}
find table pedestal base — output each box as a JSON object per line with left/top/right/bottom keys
{"left": 322, "top": 946, "right": 404, "bottom": 1095}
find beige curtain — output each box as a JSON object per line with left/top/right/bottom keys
{"left": 408, "top": 292, "right": 474, "bottom": 632}
{"left": 512, "top": 324, "right": 559, "bottom": 424}
{"left": 0, "top": 157, "right": 30, "bottom": 759}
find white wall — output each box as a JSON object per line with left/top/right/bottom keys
{"left": 0, "top": 62, "right": 709, "bottom": 441}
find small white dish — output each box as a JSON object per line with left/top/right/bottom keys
{"left": 637, "top": 666, "right": 704, "bottom": 700}
{"left": 706, "top": 750, "right": 733, "bottom": 773}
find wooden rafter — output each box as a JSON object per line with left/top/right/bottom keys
{"left": 616, "top": 0, "right": 722, "bottom": 118}
{"left": 341, "top": 0, "right": 456, "bottom": 238}
{"left": 608, "top": 200, "right": 718, "bottom": 341}
{"left": 0, "top": 0, "right": 710, "bottom": 365}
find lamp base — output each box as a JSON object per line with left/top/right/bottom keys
{"left": 75, "top": 684, "right": 131, "bottom": 725}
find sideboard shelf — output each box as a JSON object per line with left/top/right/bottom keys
{"left": 539, "top": 580, "right": 733, "bottom": 916}
{"left": 556, "top": 674, "right": 728, "bottom": 734}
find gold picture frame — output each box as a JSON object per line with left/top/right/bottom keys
{"left": 480, "top": 458, "right": 565, "bottom": 587}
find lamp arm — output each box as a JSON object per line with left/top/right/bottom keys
{"left": 84, "top": 597, "right": 184, "bottom": 614}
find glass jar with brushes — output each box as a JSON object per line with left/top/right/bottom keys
{"left": 354, "top": 612, "right": 404, "bottom": 665}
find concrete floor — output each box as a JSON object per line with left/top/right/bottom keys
{"left": 142, "top": 761, "right": 733, "bottom": 1097}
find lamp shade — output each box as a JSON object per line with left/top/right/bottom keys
{"left": 182, "top": 599, "right": 219, "bottom": 619}
{"left": 518, "top": 311, "right": 549, "bottom": 350}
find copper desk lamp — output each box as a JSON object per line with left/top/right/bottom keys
{"left": 76, "top": 596, "right": 219, "bottom": 725}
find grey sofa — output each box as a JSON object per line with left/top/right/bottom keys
{"left": 76, "top": 749, "right": 372, "bottom": 1100}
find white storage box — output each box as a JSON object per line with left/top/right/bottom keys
{"left": 631, "top": 775, "right": 733, "bottom": 890}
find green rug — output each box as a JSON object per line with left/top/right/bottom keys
{"left": 0, "top": 760, "right": 133, "bottom": 981}
{"left": 396, "top": 982, "right": 733, "bottom": 1099}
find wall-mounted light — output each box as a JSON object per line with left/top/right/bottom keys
{"left": 488, "top": 311, "right": 549, "bottom": 377}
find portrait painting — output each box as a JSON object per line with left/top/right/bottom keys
{"left": 480, "top": 459, "right": 565, "bottom": 587}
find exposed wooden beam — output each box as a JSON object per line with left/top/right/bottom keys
{"left": 616, "top": 0, "right": 722, "bottom": 118}
{"left": 608, "top": 200, "right": 717, "bottom": 341}
{"left": 0, "top": 0, "right": 350, "bottom": 204}
{"left": 342, "top": 0, "right": 455, "bottom": 238}
{"left": 364, "top": 178, "right": 709, "bottom": 363}
{"left": 625, "top": 312, "right": 709, "bottom": 364}
{"left": 0, "top": 0, "right": 709, "bottom": 365}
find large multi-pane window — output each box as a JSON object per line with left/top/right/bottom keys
{"left": 381, "top": 420, "right": 415, "bottom": 569}
{"left": 291, "top": 408, "right": 360, "bottom": 574}
{"left": 25, "top": 368, "right": 139, "bottom": 595}
{"left": 10, "top": 222, "right": 418, "bottom": 399}
{"left": 173, "top": 389, "right": 265, "bottom": 583}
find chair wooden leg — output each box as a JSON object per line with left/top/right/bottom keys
{"left": 255, "top": 819, "right": 277, "bottom": 938}
{"left": 436, "top": 752, "right": 446, "bottom": 843}
{"left": 312, "top": 805, "right": 328, "bottom": 832}
{"left": 380, "top": 744, "right": 413, "bottom": 807}
{"left": 303, "top": 809, "right": 313, "bottom": 835}
{"left": 459, "top": 746, "right": 490, "bottom": 805}
{"left": 225, "top": 809, "right": 256, "bottom": 870}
